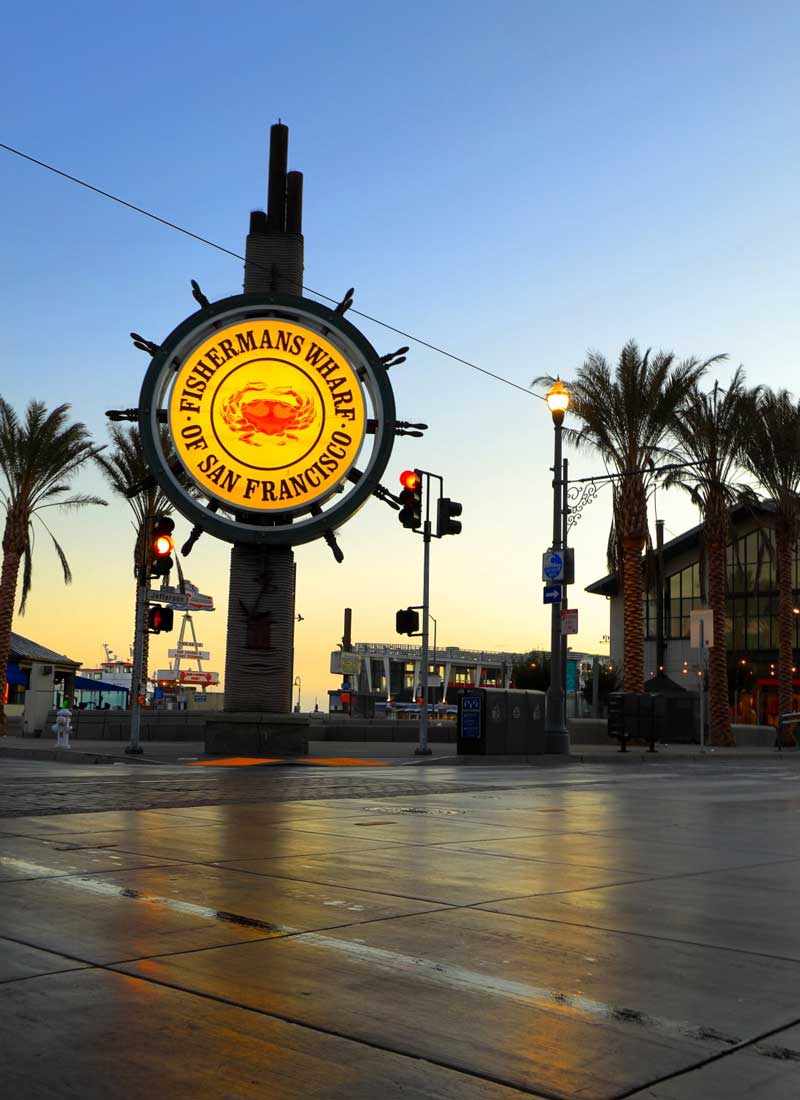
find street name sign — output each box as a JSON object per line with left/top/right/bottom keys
{"left": 147, "top": 582, "right": 215, "bottom": 612}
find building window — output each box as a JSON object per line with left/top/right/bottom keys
{"left": 726, "top": 528, "right": 800, "bottom": 650}
{"left": 666, "top": 562, "right": 702, "bottom": 639}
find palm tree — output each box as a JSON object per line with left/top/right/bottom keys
{"left": 539, "top": 340, "right": 714, "bottom": 693}
{"left": 667, "top": 368, "right": 753, "bottom": 746}
{"left": 93, "top": 425, "right": 177, "bottom": 712}
{"left": 738, "top": 389, "right": 800, "bottom": 737}
{"left": 0, "top": 400, "right": 105, "bottom": 736}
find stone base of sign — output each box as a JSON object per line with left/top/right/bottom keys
{"left": 204, "top": 713, "right": 309, "bottom": 756}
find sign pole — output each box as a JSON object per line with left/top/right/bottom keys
{"left": 691, "top": 610, "right": 713, "bottom": 754}
{"left": 561, "top": 456, "right": 569, "bottom": 712}
{"left": 699, "top": 618, "right": 707, "bottom": 753}
{"left": 544, "top": 415, "right": 569, "bottom": 753}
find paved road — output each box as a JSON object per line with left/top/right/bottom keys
{"left": 3, "top": 756, "right": 800, "bottom": 1098}
{"left": 0, "top": 758, "right": 580, "bottom": 816}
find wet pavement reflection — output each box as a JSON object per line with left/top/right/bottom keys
{"left": 3, "top": 758, "right": 800, "bottom": 1098}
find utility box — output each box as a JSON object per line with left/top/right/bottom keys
{"left": 654, "top": 693, "right": 701, "bottom": 743}
{"left": 609, "top": 691, "right": 701, "bottom": 746}
{"left": 608, "top": 692, "right": 656, "bottom": 746}
{"left": 457, "top": 688, "right": 546, "bottom": 755}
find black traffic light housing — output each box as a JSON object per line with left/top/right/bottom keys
{"left": 436, "top": 497, "right": 463, "bottom": 537}
{"left": 398, "top": 469, "right": 423, "bottom": 530}
{"left": 396, "top": 608, "right": 420, "bottom": 635}
{"left": 147, "top": 604, "right": 174, "bottom": 634}
{"left": 149, "top": 515, "right": 175, "bottom": 577}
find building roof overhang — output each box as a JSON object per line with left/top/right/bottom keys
{"left": 584, "top": 499, "right": 778, "bottom": 597}
{"left": 9, "top": 632, "right": 81, "bottom": 669}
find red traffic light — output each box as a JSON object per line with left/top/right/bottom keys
{"left": 399, "top": 469, "right": 421, "bottom": 491}
{"left": 147, "top": 604, "right": 174, "bottom": 634}
{"left": 149, "top": 515, "right": 175, "bottom": 577}
{"left": 153, "top": 534, "right": 174, "bottom": 557}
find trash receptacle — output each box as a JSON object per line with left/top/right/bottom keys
{"left": 457, "top": 690, "right": 485, "bottom": 754}
{"left": 457, "top": 688, "right": 546, "bottom": 755}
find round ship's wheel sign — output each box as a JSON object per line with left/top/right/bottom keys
{"left": 139, "top": 293, "right": 396, "bottom": 545}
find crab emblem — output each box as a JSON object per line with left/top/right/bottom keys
{"left": 221, "top": 383, "right": 317, "bottom": 446}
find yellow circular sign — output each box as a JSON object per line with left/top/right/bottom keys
{"left": 169, "top": 318, "right": 366, "bottom": 511}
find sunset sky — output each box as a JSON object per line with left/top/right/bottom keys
{"left": 2, "top": 1, "right": 799, "bottom": 706}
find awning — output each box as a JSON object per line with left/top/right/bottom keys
{"left": 73, "top": 675, "right": 129, "bottom": 695}
{"left": 6, "top": 663, "right": 28, "bottom": 686}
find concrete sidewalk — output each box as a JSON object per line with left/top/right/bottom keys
{"left": 0, "top": 737, "right": 460, "bottom": 767}
{"left": 0, "top": 734, "right": 797, "bottom": 768}
{"left": 3, "top": 754, "right": 800, "bottom": 1098}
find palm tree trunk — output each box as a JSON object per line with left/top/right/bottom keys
{"left": 776, "top": 528, "right": 795, "bottom": 745}
{"left": 622, "top": 535, "right": 645, "bottom": 693}
{"left": 707, "top": 532, "right": 734, "bottom": 746}
{"left": 0, "top": 547, "right": 22, "bottom": 737}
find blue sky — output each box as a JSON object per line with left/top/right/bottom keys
{"left": 2, "top": 1, "right": 799, "bottom": 701}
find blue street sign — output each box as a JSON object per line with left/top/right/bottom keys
{"left": 543, "top": 585, "right": 563, "bottom": 604}
{"left": 542, "top": 550, "right": 565, "bottom": 581}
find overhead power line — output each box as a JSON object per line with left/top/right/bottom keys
{"left": 0, "top": 141, "right": 543, "bottom": 401}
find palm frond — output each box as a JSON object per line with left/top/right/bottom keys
{"left": 34, "top": 512, "right": 73, "bottom": 586}
{"left": 18, "top": 542, "right": 33, "bottom": 614}
{"left": 0, "top": 398, "right": 102, "bottom": 612}
{"left": 37, "top": 494, "right": 108, "bottom": 511}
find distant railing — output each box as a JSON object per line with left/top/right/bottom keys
{"left": 351, "top": 643, "right": 521, "bottom": 662}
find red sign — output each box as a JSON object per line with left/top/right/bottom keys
{"left": 178, "top": 670, "right": 219, "bottom": 685}
{"left": 560, "top": 608, "right": 579, "bottom": 635}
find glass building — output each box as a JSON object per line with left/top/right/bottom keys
{"left": 587, "top": 502, "right": 800, "bottom": 726}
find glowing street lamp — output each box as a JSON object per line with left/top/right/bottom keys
{"left": 545, "top": 379, "right": 571, "bottom": 420}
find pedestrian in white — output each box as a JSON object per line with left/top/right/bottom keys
{"left": 52, "top": 705, "right": 72, "bottom": 749}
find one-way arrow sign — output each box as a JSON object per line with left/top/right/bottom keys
{"left": 543, "top": 585, "right": 563, "bottom": 604}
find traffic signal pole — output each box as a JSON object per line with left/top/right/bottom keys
{"left": 417, "top": 512, "right": 432, "bottom": 755}
{"left": 126, "top": 518, "right": 152, "bottom": 755}
{"left": 397, "top": 467, "right": 461, "bottom": 755}
{"left": 126, "top": 578, "right": 147, "bottom": 755}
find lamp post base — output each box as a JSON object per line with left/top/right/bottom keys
{"left": 544, "top": 729, "right": 570, "bottom": 755}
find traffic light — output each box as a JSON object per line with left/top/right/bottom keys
{"left": 396, "top": 608, "right": 420, "bottom": 635}
{"left": 398, "top": 469, "right": 423, "bottom": 530}
{"left": 436, "top": 497, "right": 463, "bottom": 537}
{"left": 149, "top": 515, "right": 175, "bottom": 577}
{"left": 147, "top": 604, "right": 174, "bottom": 634}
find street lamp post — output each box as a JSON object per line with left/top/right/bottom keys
{"left": 544, "top": 379, "right": 570, "bottom": 754}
